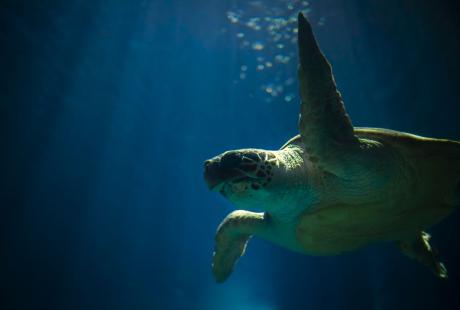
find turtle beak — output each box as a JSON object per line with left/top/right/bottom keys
{"left": 204, "top": 152, "right": 255, "bottom": 191}
{"left": 204, "top": 157, "right": 224, "bottom": 190}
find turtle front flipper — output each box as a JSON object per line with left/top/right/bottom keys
{"left": 297, "top": 13, "right": 360, "bottom": 176}
{"left": 212, "top": 210, "right": 268, "bottom": 283}
{"left": 398, "top": 231, "right": 448, "bottom": 279}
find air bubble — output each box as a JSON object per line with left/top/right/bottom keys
{"left": 284, "top": 94, "right": 295, "bottom": 102}
{"left": 252, "top": 42, "right": 265, "bottom": 50}
{"left": 256, "top": 64, "right": 265, "bottom": 71}
{"left": 241, "top": 65, "right": 248, "bottom": 72}
{"left": 236, "top": 32, "right": 245, "bottom": 38}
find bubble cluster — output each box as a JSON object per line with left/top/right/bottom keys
{"left": 226, "top": 11, "right": 240, "bottom": 24}
{"left": 274, "top": 54, "right": 291, "bottom": 64}
{"left": 225, "top": 0, "right": 320, "bottom": 103}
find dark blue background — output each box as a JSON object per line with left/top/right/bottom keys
{"left": 1, "top": 0, "right": 460, "bottom": 309}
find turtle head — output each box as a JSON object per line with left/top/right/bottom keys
{"left": 204, "top": 148, "right": 298, "bottom": 211}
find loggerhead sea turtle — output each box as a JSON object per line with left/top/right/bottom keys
{"left": 204, "top": 12, "right": 460, "bottom": 283}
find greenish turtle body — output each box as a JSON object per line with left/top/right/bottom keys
{"left": 204, "top": 12, "right": 460, "bottom": 283}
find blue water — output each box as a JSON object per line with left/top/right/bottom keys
{"left": 2, "top": 0, "right": 460, "bottom": 309}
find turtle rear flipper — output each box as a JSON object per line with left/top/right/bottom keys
{"left": 398, "top": 231, "right": 448, "bottom": 279}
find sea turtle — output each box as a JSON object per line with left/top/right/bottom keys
{"left": 204, "top": 12, "right": 460, "bottom": 283}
